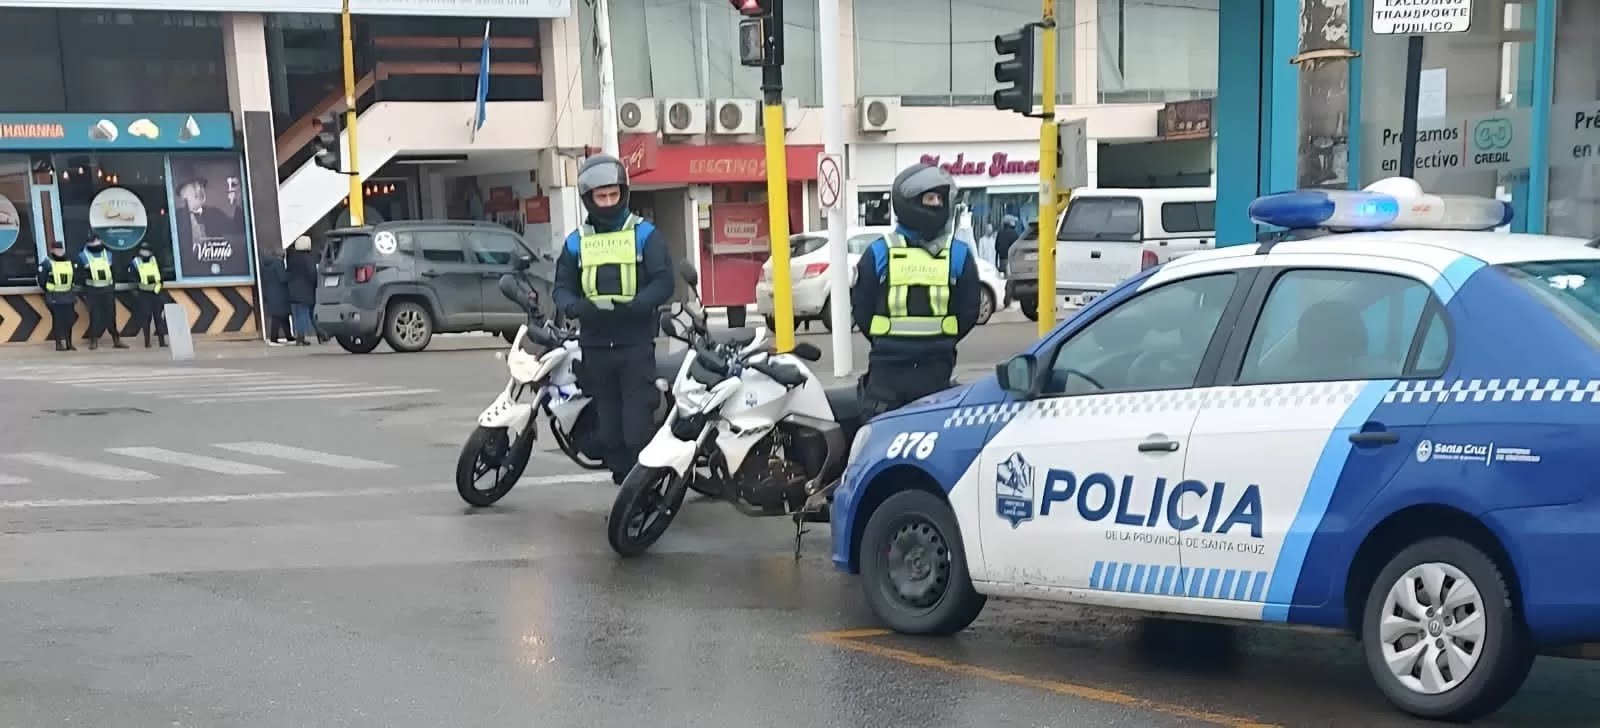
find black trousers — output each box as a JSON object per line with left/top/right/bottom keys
{"left": 578, "top": 343, "right": 658, "bottom": 483}
{"left": 83, "top": 288, "right": 117, "bottom": 341}
{"left": 267, "top": 316, "right": 291, "bottom": 342}
{"left": 47, "top": 300, "right": 76, "bottom": 345}
{"left": 133, "top": 290, "right": 168, "bottom": 344}
{"left": 859, "top": 357, "right": 957, "bottom": 420}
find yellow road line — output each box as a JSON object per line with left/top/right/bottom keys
{"left": 805, "top": 629, "right": 1279, "bottom": 728}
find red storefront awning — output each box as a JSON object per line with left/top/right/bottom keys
{"left": 619, "top": 134, "right": 822, "bottom": 185}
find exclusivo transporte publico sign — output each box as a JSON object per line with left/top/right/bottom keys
{"left": 1372, "top": 0, "right": 1473, "bottom": 35}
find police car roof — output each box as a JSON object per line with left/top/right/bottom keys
{"left": 1164, "top": 230, "right": 1600, "bottom": 273}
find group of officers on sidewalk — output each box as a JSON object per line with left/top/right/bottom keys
{"left": 553, "top": 153, "right": 982, "bottom": 484}
{"left": 36, "top": 235, "right": 170, "bottom": 352}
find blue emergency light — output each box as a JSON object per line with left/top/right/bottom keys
{"left": 1248, "top": 177, "right": 1513, "bottom": 232}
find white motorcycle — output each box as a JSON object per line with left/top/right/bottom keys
{"left": 606, "top": 266, "right": 864, "bottom": 556}
{"left": 455, "top": 273, "right": 686, "bottom": 507}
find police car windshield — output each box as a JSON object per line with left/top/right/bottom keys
{"left": 1058, "top": 197, "right": 1141, "bottom": 242}
{"left": 1500, "top": 259, "right": 1600, "bottom": 346}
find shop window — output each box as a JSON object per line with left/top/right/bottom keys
{"left": 577, "top": 0, "right": 822, "bottom": 106}
{"left": 1547, "top": 0, "right": 1600, "bottom": 238}
{"left": 854, "top": 0, "right": 1072, "bottom": 106}
{"left": 265, "top": 14, "right": 344, "bottom": 130}
{"left": 52, "top": 153, "right": 176, "bottom": 281}
{"left": 1098, "top": 0, "right": 1218, "bottom": 103}
{"left": 0, "top": 155, "right": 41, "bottom": 288}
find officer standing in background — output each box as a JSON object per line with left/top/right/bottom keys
{"left": 850, "top": 162, "right": 982, "bottom": 418}
{"left": 552, "top": 154, "right": 673, "bottom": 485}
{"left": 37, "top": 241, "right": 78, "bottom": 352}
{"left": 78, "top": 234, "right": 126, "bottom": 350}
{"left": 129, "top": 242, "right": 168, "bottom": 348}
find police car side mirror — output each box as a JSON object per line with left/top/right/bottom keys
{"left": 996, "top": 354, "right": 1037, "bottom": 398}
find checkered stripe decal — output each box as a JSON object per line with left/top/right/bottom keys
{"left": 1385, "top": 378, "right": 1600, "bottom": 404}
{"left": 941, "top": 389, "right": 1210, "bottom": 428}
{"left": 1200, "top": 381, "right": 1368, "bottom": 410}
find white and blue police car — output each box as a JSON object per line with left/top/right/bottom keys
{"left": 830, "top": 176, "right": 1600, "bottom": 722}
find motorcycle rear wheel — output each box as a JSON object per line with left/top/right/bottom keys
{"left": 456, "top": 425, "right": 535, "bottom": 507}
{"left": 607, "top": 465, "right": 689, "bottom": 557}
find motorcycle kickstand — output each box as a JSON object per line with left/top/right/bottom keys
{"left": 791, "top": 512, "right": 809, "bottom": 561}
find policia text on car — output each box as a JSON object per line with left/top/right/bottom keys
{"left": 553, "top": 154, "right": 675, "bottom": 485}
{"left": 849, "top": 163, "right": 983, "bottom": 418}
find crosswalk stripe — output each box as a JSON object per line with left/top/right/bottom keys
{"left": 127, "top": 381, "right": 335, "bottom": 395}
{"left": 105, "top": 447, "right": 284, "bottom": 476}
{"left": 186, "top": 388, "right": 438, "bottom": 403}
{"left": 0, "top": 473, "right": 612, "bottom": 509}
{"left": 0, "top": 474, "right": 29, "bottom": 486}
{"left": 3, "top": 452, "right": 158, "bottom": 482}
{"left": 154, "top": 383, "right": 364, "bottom": 398}
{"left": 211, "top": 442, "right": 396, "bottom": 470}
{"left": 51, "top": 373, "right": 259, "bottom": 385}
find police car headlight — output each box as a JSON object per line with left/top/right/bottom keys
{"left": 848, "top": 422, "right": 873, "bottom": 461}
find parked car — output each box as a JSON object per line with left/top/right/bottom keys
{"left": 755, "top": 227, "right": 1006, "bottom": 331}
{"left": 1006, "top": 187, "right": 1216, "bottom": 320}
{"left": 313, "top": 220, "right": 555, "bottom": 354}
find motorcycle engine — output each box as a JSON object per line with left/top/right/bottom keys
{"left": 732, "top": 434, "right": 809, "bottom": 516}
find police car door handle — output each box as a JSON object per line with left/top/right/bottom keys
{"left": 1349, "top": 431, "right": 1400, "bottom": 445}
{"left": 1137, "top": 439, "right": 1180, "bottom": 453}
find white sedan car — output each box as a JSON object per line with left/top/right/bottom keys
{"left": 755, "top": 227, "right": 1006, "bottom": 331}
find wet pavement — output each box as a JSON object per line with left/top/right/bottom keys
{"left": 3, "top": 323, "right": 1599, "bottom": 727}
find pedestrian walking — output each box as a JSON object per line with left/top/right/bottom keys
{"left": 77, "top": 234, "right": 126, "bottom": 350}
{"left": 36, "top": 240, "right": 78, "bottom": 352}
{"left": 260, "top": 244, "right": 292, "bottom": 345}
{"left": 285, "top": 235, "right": 320, "bottom": 346}
{"left": 129, "top": 242, "right": 168, "bottom": 348}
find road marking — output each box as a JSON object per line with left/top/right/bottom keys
{"left": 0, "top": 473, "right": 613, "bottom": 509}
{"left": 185, "top": 388, "right": 438, "bottom": 403}
{"left": 105, "top": 447, "right": 285, "bottom": 476}
{"left": 0, "top": 474, "right": 29, "bottom": 486}
{"left": 3, "top": 452, "right": 158, "bottom": 482}
{"left": 52, "top": 373, "right": 259, "bottom": 385}
{"left": 116, "top": 379, "right": 329, "bottom": 393}
{"left": 212, "top": 442, "right": 395, "bottom": 470}
{"left": 804, "top": 630, "right": 1279, "bottom": 728}
{"left": 163, "top": 383, "right": 377, "bottom": 399}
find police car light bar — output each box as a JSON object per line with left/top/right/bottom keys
{"left": 1248, "top": 176, "right": 1513, "bottom": 232}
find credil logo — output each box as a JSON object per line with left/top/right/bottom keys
{"left": 1474, "top": 118, "right": 1513, "bottom": 150}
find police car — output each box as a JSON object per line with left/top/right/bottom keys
{"left": 830, "top": 176, "right": 1600, "bottom": 722}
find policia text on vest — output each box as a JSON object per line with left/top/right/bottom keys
{"left": 849, "top": 231, "right": 982, "bottom": 414}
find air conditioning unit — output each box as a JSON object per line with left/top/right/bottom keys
{"left": 783, "top": 98, "right": 801, "bottom": 130}
{"left": 617, "top": 98, "right": 658, "bottom": 133}
{"left": 859, "top": 96, "right": 900, "bottom": 132}
{"left": 661, "top": 98, "right": 707, "bottom": 136}
{"left": 712, "top": 98, "right": 759, "bottom": 135}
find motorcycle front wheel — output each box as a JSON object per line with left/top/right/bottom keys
{"left": 456, "top": 425, "right": 536, "bottom": 507}
{"left": 607, "top": 465, "right": 689, "bottom": 557}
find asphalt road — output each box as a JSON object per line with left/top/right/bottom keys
{"left": 3, "top": 320, "right": 1599, "bottom": 727}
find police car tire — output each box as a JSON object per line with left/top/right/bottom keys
{"left": 861, "top": 489, "right": 986, "bottom": 636}
{"left": 1360, "top": 537, "right": 1534, "bottom": 722}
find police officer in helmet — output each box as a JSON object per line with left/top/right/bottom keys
{"left": 849, "top": 162, "right": 982, "bottom": 418}
{"left": 552, "top": 154, "right": 674, "bottom": 485}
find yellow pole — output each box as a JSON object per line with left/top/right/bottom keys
{"left": 1035, "top": 0, "right": 1059, "bottom": 336}
{"left": 763, "top": 103, "right": 794, "bottom": 353}
{"left": 341, "top": 0, "right": 365, "bottom": 226}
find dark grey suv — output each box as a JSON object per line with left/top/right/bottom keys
{"left": 313, "top": 220, "right": 555, "bottom": 354}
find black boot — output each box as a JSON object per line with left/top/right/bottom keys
{"left": 158, "top": 335, "right": 168, "bottom": 348}
{"left": 88, "top": 338, "right": 98, "bottom": 351}
{"left": 112, "top": 336, "right": 128, "bottom": 349}
{"left": 55, "top": 340, "right": 67, "bottom": 352}
{"left": 143, "top": 333, "right": 152, "bottom": 349}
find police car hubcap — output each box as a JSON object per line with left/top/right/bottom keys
{"left": 887, "top": 521, "right": 949, "bottom": 608}
{"left": 1378, "top": 562, "right": 1486, "bottom": 695}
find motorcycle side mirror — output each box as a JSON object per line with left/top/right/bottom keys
{"left": 791, "top": 342, "right": 823, "bottom": 362}
{"left": 677, "top": 261, "right": 699, "bottom": 287}
{"left": 658, "top": 311, "right": 682, "bottom": 340}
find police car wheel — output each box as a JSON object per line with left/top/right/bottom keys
{"left": 1360, "top": 537, "right": 1533, "bottom": 722}
{"left": 861, "top": 489, "right": 986, "bottom": 635}
{"left": 976, "top": 288, "right": 995, "bottom": 326}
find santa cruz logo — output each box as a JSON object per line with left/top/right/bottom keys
{"left": 995, "top": 452, "right": 1035, "bottom": 528}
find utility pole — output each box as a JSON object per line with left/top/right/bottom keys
{"left": 734, "top": 0, "right": 794, "bottom": 352}
{"left": 1292, "top": 0, "right": 1355, "bottom": 189}
{"left": 993, "top": 1, "right": 1058, "bottom": 336}
{"left": 818, "top": 0, "right": 851, "bottom": 377}
{"left": 595, "top": 0, "right": 621, "bottom": 156}
{"left": 340, "top": 0, "right": 364, "bottom": 225}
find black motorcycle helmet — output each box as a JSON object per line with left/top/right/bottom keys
{"left": 577, "top": 154, "right": 630, "bottom": 226}
{"left": 890, "top": 163, "right": 957, "bottom": 242}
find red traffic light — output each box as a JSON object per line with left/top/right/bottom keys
{"left": 731, "top": 0, "right": 764, "bottom": 16}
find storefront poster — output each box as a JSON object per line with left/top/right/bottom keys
{"left": 710, "top": 202, "right": 769, "bottom": 255}
{"left": 88, "top": 187, "right": 148, "bottom": 251}
{"left": 169, "top": 155, "right": 251, "bottom": 278}
{"left": 0, "top": 193, "right": 18, "bottom": 255}
{"left": 0, "top": 113, "right": 234, "bottom": 151}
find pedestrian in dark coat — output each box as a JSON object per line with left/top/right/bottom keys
{"left": 261, "top": 246, "right": 292, "bottom": 344}
{"left": 285, "top": 235, "right": 321, "bottom": 345}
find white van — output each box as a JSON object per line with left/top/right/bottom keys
{"left": 1051, "top": 187, "right": 1215, "bottom": 303}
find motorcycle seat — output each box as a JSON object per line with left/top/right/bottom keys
{"left": 709, "top": 327, "right": 757, "bottom": 348}
{"left": 824, "top": 385, "right": 864, "bottom": 428}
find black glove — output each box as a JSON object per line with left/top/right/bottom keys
{"left": 567, "top": 299, "right": 600, "bottom": 320}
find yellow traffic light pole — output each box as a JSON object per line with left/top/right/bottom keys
{"left": 1035, "top": 0, "right": 1059, "bottom": 336}
{"left": 341, "top": 0, "right": 365, "bottom": 226}
{"left": 755, "top": 0, "right": 794, "bottom": 353}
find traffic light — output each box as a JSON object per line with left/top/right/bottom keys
{"left": 730, "top": 0, "right": 765, "bottom": 16}
{"left": 993, "top": 26, "right": 1037, "bottom": 116}
{"left": 312, "top": 112, "right": 342, "bottom": 173}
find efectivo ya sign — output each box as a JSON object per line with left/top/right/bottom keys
{"left": 0, "top": 0, "right": 570, "bottom": 17}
